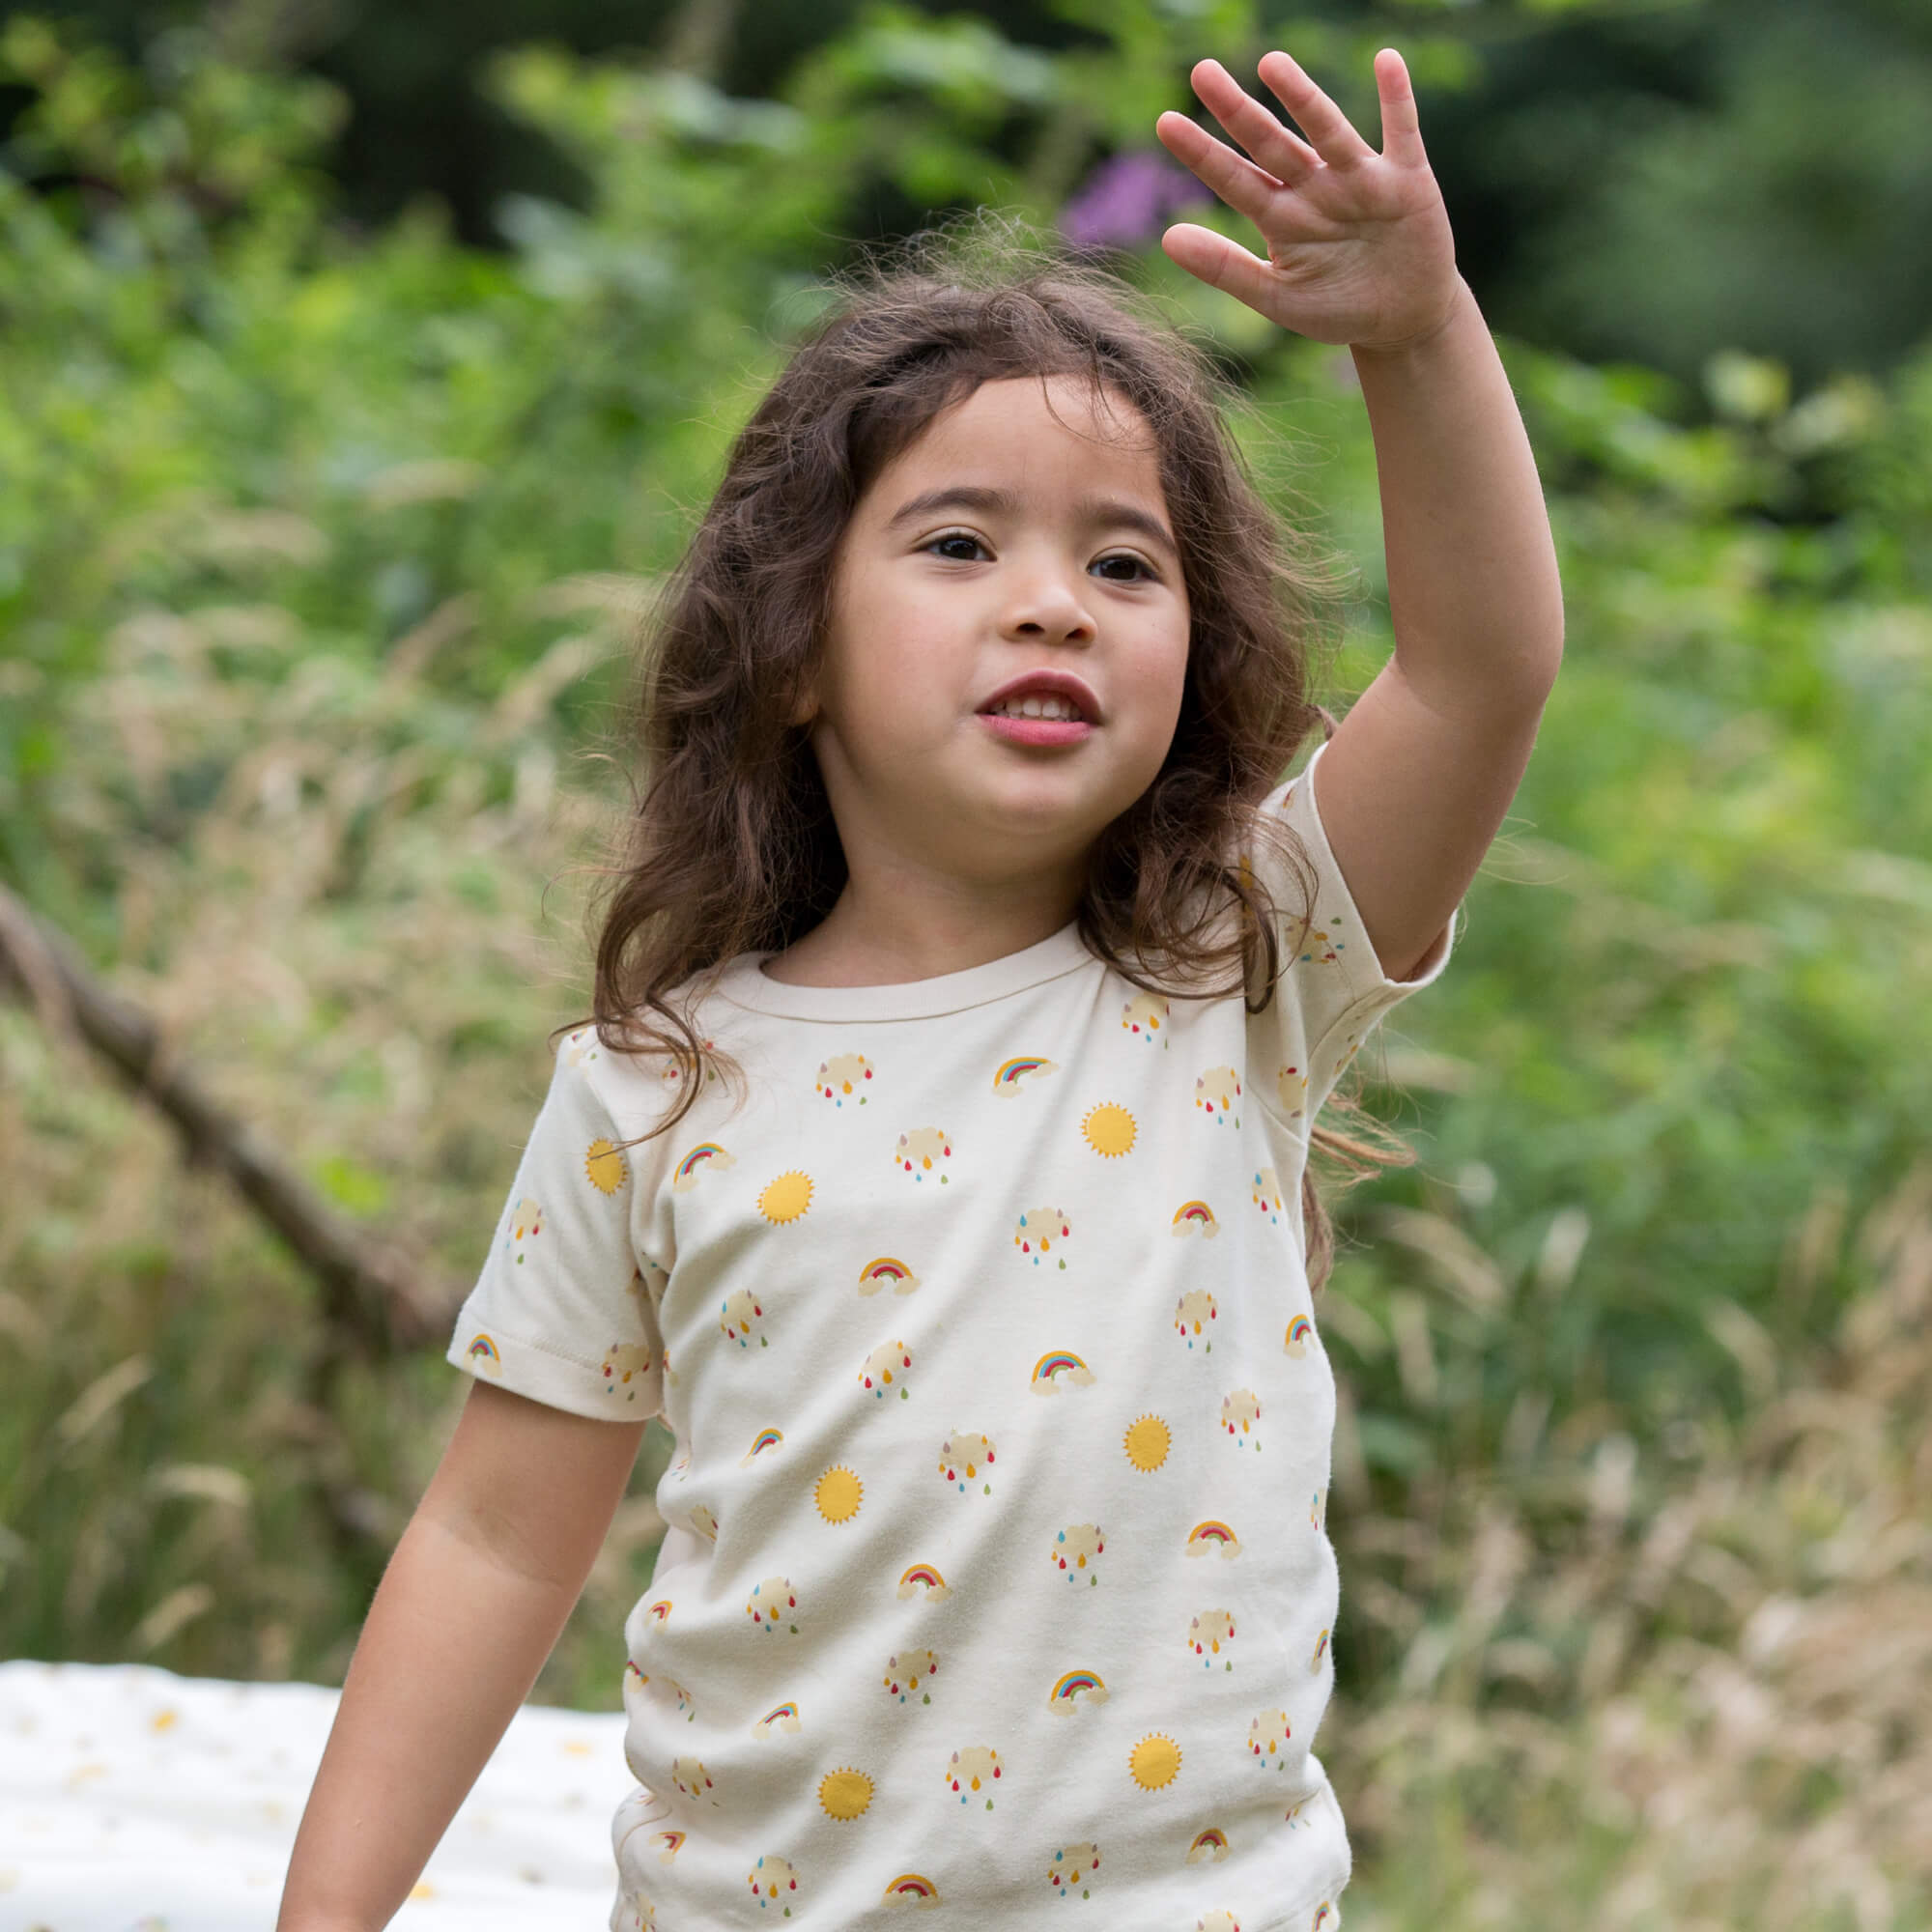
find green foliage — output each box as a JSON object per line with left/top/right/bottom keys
{"left": 1294, "top": 310, "right": 1931, "bottom": 1508}
{"left": 1501, "top": 1, "right": 1932, "bottom": 385}
{"left": 0, "top": 9, "right": 1926, "bottom": 1924}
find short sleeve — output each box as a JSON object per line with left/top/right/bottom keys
{"left": 445, "top": 1036, "right": 667, "bottom": 1423}
{"left": 1243, "top": 734, "right": 1459, "bottom": 1133}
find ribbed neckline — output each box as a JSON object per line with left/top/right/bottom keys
{"left": 714, "top": 919, "right": 1098, "bottom": 1023}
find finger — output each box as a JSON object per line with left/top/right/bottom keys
{"left": 1154, "top": 109, "right": 1298, "bottom": 232}
{"left": 1255, "top": 49, "right": 1376, "bottom": 168}
{"left": 1183, "top": 58, "right": 1322, "bottom": 185}
{"left": 1373, "top": 47, "right": 1428, "bottom": 166}
{"left": 1159, "top": 222, "right": 1284, "bottom": 315}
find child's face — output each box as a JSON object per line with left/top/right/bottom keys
{"left": 801, "top": 375, "right": 1190, "bottom": 901}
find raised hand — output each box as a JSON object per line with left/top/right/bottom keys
{"left": 1154, "top": 49, "right": 1461, "bottom": 353}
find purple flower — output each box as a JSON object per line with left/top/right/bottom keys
{"left": 1060, "top": 150, "right": 1213, "bottom": 251}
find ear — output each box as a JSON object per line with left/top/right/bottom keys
{"left": 786, "top": 653, "right": 821, "bottom": 729}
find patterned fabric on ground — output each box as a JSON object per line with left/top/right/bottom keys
{"left": 0, "top": 1659, "right": 630, "bottom": 1929}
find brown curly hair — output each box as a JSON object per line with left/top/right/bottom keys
{"left": 557, "top": 208, "right": 1415, "bottom": 1292}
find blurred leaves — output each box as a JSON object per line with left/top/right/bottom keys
{"left": 1459, "top": 0, "right": 1932, "bottom": 387}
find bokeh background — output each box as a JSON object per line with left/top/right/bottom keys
{"left": 2, "top": 1, "right": 1928, "bottom": 1925}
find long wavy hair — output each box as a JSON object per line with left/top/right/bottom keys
{"left": 557, "top": 209, "right": 1415, "bottom": 1292}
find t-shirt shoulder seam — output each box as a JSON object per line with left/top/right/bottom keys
{"left": 1296, "top": 742, "right": 1416, "bottom": 1009}
{"left": 567, "top": 1033, "right": 680, "bottom": 1278}
{"left": 566, "top": 1030, "right": 629, "bottom": 1123}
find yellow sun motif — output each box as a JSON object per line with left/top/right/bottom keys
{"left": 1123, "top": 1413, "right": 1171, "bottom": 1472}
{"left": 819, "top": 1766, "right": 875, "bottom": 1821}
{"left": 584, "top": 1137, "right": 627, "bottom": 1195}
{"left": 758, "top": 1171, "right": 813, "bottom": 1225}
{"left": 815, "top": 1465, "right": 863, "bottom": 1524}
{"left": 1081, "top": 1102, "right": 1136, "bottom": 1159}
{"left": 1127, "top": 1732, "right": 1181, "bottom": 1791}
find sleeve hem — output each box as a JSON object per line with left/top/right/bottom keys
{"left": 1301, "top": 736, "right": 1459, "bottom": 1004}
{"left": 447, "top": 1316, "right": 663, "bottom": 1424}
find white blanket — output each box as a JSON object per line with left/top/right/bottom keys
{"left": 0, "top": 1660, "right": 631, "bottom": 1930}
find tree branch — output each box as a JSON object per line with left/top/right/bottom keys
{"left": 0, "top": 881, "right": 454, "bottom": 1358}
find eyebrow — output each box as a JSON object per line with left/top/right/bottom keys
{"left": 883, "top": 485, "right": 1179, "bottom": 561}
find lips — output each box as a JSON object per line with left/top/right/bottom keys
{"left": 975, "top": 671, "right": 1102, "bottom": 724}
{"left": 978, "top": 713, "right": 1093, "bottom": 747}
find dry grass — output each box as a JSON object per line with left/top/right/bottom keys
{"left": 1324, "top": 1165, "right": 1932, "bottom": 1931}
{"left": 0, "top": 567, "right": 671, "bottom": 1694}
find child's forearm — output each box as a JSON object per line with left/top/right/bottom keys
{"left": 277, "top": 1508, "right": 586, "bottom": 1931}
{"left": 1349, "top": 275, "right": 1565, "bottom": 708}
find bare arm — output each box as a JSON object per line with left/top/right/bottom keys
{"left": 1315, "top": 280, "right": 1564, "bottom": 980}
{"left": 278, "top": 1381, "right": 648, "bottom": 1932}
{"left": 1158, "top": 49, "right": 1565, "bottom": 983}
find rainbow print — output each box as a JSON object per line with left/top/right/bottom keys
{"left": 646, "top": 1830, "right": 685, "bottom": 1861}
{"left": 1047, "top": 1668, "right": 1108, "bottom": 1709}
{"left": 1185, "top": 1520, "right": 1239, "bottom": 1556}
{"left": 857, "top": 1256, "right": 920, "bottom": 1296}
{"left": 1311, "top": 1627, "right": 1329, "bottom": 1670}
{"left": 1186, "top": 1826, "right": 1231, "bottom": 1861}
{"left": 895, "top": 1563, "right": 950, "bottom": 1600}
{"left": 1170, "top": 1200, "right": 1217, "bottom": 1235}
{"left": 672, "top": 1144, "right": 731, "bottom": 1184}
{"left": 1028, "top": 1350, "right": 1092, "bottom": 1391}
{"left": 882, "top": 1872, "right": 942, "bottom": 1904}
{"left": 745, "top": 1428, "right": 783, "bottom": 1462}
{"left": 465, "top": 1333, "right": 500, "bottom": 1369}
{"left": 1313, "top": 1905, "right": 1334, "bottom": 1930}
{"left": 991, "top": 1056, "right": 1053, "bottom": 1093}
{"left": 1285, "top": 1312, "right": 1314, "bottom": 1356}
{"left": 647, "top": 1599, "right": 672, "bottom": 1623}
{"left": 759, "top": 1702, "right": 800, "bottom": 1728}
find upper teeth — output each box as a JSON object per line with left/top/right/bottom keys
{"left": 993, "top": 695, "right": 1080, "bottom": 720}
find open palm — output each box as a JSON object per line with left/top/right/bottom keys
{"left": 1154, "top": 48, "right": 1461, "bottom": 353}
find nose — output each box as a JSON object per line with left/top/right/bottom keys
{"left": 1000, "top": 552, "right": 1096, "bottom": 643}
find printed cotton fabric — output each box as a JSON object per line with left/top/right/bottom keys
{"left": 447, "top": 737, "right": 1456, "bottom": 1932}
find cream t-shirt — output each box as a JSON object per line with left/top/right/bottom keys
{"left": 447, "top": 737, "right": 1456, "bottom": 1932}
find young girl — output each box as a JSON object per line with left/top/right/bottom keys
{"left": 281, "top": 46, "right": 1562, "bottom": 1932}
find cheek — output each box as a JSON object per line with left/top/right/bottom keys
{"left": 829, "top": 643, "right": 963, "bottom": 758}
{"left": 1135, "top": 624, "right": 1192, "bottom": 722}
{"left": 1122, "top": 636, "right": 1192, "bottom": 774}
{"left": 848, "top": 611, "right": 965, "bottom": 718}
{"left": 1162, "top": 635, "right": 1191, "bottom": 705}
